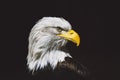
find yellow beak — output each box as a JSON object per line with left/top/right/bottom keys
{"left": 58, "top": 30, "right": 80, "bottom": 46}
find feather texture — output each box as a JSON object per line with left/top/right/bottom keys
{"left": 27, "top": 17, "right": 72, "bottom": 71}
{"left": 27, "top": 17, "right": 89, "bottom": 80}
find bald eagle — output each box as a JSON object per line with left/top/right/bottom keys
{"left": 27, "top": 17, "right": 88, "bottom": 80}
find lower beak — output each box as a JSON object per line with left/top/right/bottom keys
{"left": 58, "top": 30, "right": 80, "bottom": 46}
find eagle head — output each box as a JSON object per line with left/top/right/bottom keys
{"left": 27, "top": 17, "right": 80, "bottom": 72}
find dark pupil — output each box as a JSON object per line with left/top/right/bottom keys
{"left": 57, "top": 27, "right": 62, "bottom": 32}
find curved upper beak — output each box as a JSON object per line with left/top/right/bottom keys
{"left": 58, "top": 30, "right": 80, "bottom": 46}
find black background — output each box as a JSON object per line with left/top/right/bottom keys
{"left": 0, "top": 0, "right": 119, "bottom": 80}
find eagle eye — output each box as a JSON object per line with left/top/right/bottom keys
{"left": 56, "top": 27, "right": 63, "bottom": 32}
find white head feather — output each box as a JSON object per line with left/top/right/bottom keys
{"left": 27, "top": 17, "right": 72, "bottom": 71}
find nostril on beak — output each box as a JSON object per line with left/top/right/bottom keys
{"left": 70, "top": 32, "right": 73, "bottom": 35}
